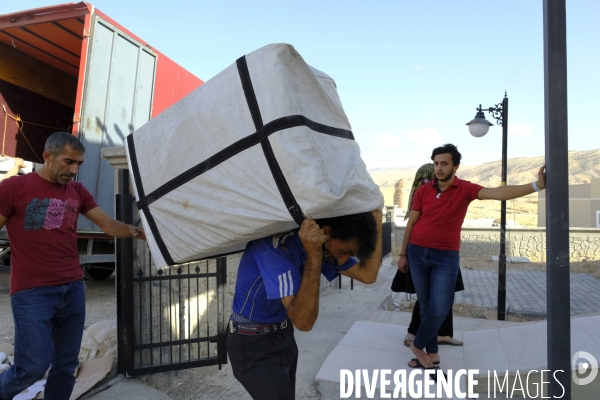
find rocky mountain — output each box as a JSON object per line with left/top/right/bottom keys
{"left": 370, "top": 149, "right": 600, "bottom": 226}
{"left": 370, "top": 149, "right": 600, "bottom": 191}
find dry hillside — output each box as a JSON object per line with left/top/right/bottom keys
{"left": 370, "top": 149, "right": 600, "bottom": 227}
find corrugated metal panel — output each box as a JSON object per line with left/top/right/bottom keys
{"left": 77, "top": 16, "right": 156, "bottom": 230}
{"left": 0, "top": 5, "right": 88, "bottom": 77}
{"left": 132, "top": 50, "right": 155, "bottom": 128}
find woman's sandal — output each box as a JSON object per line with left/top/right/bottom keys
{"left": 408, "top": 361, "right": 447, "bottom": 382}
{"left": 438, "top": 337, "right": 463, "bottom": 346}
{"left": 408, "top": 358, "right": 440, "bottom": 369}
{"left": 403, "top": 333, "right": 415, "bottom": 347}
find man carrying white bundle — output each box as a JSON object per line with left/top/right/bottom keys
{"left": 227, "top": 211, "right": 382, "bottom": 399}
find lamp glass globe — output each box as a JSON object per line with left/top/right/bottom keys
{"left": 468, "top": 123, "right": 489, "bottom": 137}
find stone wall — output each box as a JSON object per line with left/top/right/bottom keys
{"left": 393, "top": 226, "right": 600, "bottom": 262}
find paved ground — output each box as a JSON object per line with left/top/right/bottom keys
{"left": 145, "top": 263, "right": 522, "bottom": 400}
{"left": 2, "top": 257, "right": 599, "bottom": 399}
{"left": 456, "top": 270, "right": 600, "bottom": 316}
{"left": 316, "top": 316, "right": 600, "bottom": 399}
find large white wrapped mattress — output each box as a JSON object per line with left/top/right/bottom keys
{"left": 126, "top": 43, "right": 383, "bottom": 267}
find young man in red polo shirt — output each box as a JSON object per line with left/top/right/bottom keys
{"left": 397, "top": 143, "right": 546, "bottom": 373}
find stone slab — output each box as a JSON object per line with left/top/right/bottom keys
{"left": 315, "top": 315, "right": 600, "bottom": 399}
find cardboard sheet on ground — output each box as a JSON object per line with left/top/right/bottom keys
{"left": 126, "top": 43, "right": 383, "bottom": 267}
{"left": 68, "top": 355, "right": 114, "bottom": 400}
{"left": 0, "top": 355, "right": 114, "bottom": 400}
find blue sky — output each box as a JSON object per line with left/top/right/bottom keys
{"left": 5, "top": 1, "right": 599, "bottom": 169}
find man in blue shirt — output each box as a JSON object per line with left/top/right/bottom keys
{"left": 227, "top": 210, "right": 382, "bottom": 399}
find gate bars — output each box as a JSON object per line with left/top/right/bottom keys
{"left": 116, "top": 170, "right": 227, "bottom": 376}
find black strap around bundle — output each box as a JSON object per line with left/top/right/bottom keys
{"left": 128, "top": 54, "right": 355, "bottom": 265}
{"left": 236, "top": 56, "right": 306, "bottom": 226}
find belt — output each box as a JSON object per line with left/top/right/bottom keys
{"left": 229, "top": 319, "right": 288, "bottom": 335}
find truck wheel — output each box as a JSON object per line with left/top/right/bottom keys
{"left": 82, "top": 263, "right": 115, "bottom": 280}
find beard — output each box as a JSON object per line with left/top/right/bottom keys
{"left": 53, "top": 173, "right": 74, "bottom": 184}
{"left": 437, "top": 171, "right": 454, "bottom": 182}
{"left": 322, "top": 244, "right": 337, "bottom": 264}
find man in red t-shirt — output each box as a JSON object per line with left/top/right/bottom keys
{"left": 0, "top": 132, "right": 146, "bottom": 400}
{"left": 397, "top": 143, "right": 546, "bottom": 375}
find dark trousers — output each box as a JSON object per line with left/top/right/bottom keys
{"left": 0, "top": 280, "right": 85, "bottom": 400}
{"left": 408, "top": 244, "right": 459, "bottom": 353}
{"left": 407, "top": 300, "right": 453, "bottom": 338}
{"left": 227, "top": 321, "right": 298, "bottom": 400}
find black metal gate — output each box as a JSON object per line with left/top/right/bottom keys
{"left": 382, "top": 220, "right": 392, "bottom": 258}
{"left": 116, "top": 170, "right": 227, "bottom": 377}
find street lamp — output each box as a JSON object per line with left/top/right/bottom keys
{"left": 466, "top": 92, "right": 508, "bottom": 321}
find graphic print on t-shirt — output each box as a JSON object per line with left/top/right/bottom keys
{"left": 24, "top": 198, "right": 79, "bottom": 230}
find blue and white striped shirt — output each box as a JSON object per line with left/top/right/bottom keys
{"left": 231, "top": 229, "right": 356, "bottom": 323}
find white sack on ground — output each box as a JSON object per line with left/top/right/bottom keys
{"left": 126, "top": 43, "right": 383, "bottom": 267}
{"left": 79, "top": 320, "right": 117, "bottom": 363}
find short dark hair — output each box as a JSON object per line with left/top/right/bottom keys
{"left": 316, "top": 212, "right": 377, "bottom": 260}
{"left": 44, "top": 132, "right": 85, "bottom": 156}
{"left": 431, "top": 143, "right": 461, "bottom": 166}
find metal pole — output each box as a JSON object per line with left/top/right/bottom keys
{"left": 217, "top": 256, "right": 228, "bottom": 368}
{"left": 116, "top": 169, "right": 135, "bottom": 376}
{"left": 498, "top": 95, "right": 508, "bottom": 321}
{"left": 544, "top": 0, "right": 571, "bottom": 397}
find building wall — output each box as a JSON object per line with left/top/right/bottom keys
{"left": 393, "top": 225, "right": 600, "bottom": 262}
{"left": 393, "top": 179, "right": 409, "bottom": 211}
{"left": 538, "top": 178, "right": 600, "bottom": 228}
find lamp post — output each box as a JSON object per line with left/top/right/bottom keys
{"left": 466, "top": 92, "right": 508, "bottom": 321}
